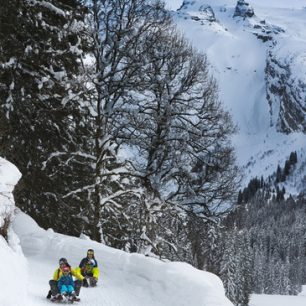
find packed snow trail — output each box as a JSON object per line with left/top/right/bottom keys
{"left": 12, "top": 212, "right": 233, "bottom": 306}
{"left": 251, "top": 289, "right": 306, "bottom": 306}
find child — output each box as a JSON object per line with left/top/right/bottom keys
{"left": 57, "top": 266, "right": 78, "bottom": 301}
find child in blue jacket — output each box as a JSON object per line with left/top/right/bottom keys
{"left": 57, "top": 266, "right": 77, "bottom": 300}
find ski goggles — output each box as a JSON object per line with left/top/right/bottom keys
{"left": 87, "top": 251, "right": 94, "bottom": 255}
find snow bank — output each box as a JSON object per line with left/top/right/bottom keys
{"left": 0, "top": 157, "right": 21, "bottom": 227}
{"left": 0, "top": 157, "right": 27, "bottom": 306}
{"left": 13, "top": 212, "right": 233, "bottom": 306}
{"left": 251, "top": 292, "right": 306, "bottom": 306}
{"left": 0, "top": 235, "right": 27, "bottom": 306}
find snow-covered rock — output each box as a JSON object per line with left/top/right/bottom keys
{"left": 233, "top": 0, "right": 254, "bottom": 19}
{"left": 0, "top": 157, "right": 21, "bottom": 228}
{"left": 198, "top": 5, "right": 216, "bottom": 22}
{"left": 0, "top": 158, "right": 27, "bottom": 306}
{"left": 177, "top": 1, "right": 217, "bottom": 25}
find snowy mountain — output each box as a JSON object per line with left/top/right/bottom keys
{"left": 0, "top": 157, "right": 233, "bottom": 306}
{"left": 166, "top": 0, "right": 306, "bottom": 192}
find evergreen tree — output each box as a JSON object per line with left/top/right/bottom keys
{"left": 284, "top": 160, "right": 291, "bottom": 177}
{"left": 220, "top": 231, "right": 240, "bottom": 305}
{"left": 275, "top": 164, "right": 282, "bottom": 183}
{"left": 0, "top": 0, "right": 89, "bottom": 233}
{"left": 224, "top": 189, "right": 306, "bottom": 297}
{"left": 237, "top": 190, "right": 243, "bottom": 204}
{"left": 289, "top": 151, "right": 297, "bottom": 164}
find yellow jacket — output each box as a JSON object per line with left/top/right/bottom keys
{"left": 52, "top": 267, "right": 84, "bottom": 281}
{"left": 75, "top": 266, "right": 100, "bottom": 279}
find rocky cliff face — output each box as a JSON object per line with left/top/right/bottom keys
{"left": 232, "top": 0, "right": 306, "bottom": 134}
{"left": 265, "top": 48, "right": 306, "bottom": 133}
{"left": 170, "top": 0, "right": 306, "bottom": 194}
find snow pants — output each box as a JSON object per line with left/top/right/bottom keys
{"left": 59, "top": 284, "right": 74, "bottom": 295}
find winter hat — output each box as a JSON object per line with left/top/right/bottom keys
{"left": 59, "top": 258, "right": 68, "bottom": 265}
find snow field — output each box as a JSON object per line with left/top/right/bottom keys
{"left": 9, "top": 212, "right": 233, "bottom": 306}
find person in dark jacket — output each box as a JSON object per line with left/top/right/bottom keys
{"left": 77, "top": 249, "right": 100, "bottom": 287}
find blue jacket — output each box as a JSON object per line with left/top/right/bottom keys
{"left": 58, "top": 274, "right": 74, "bottom": 289}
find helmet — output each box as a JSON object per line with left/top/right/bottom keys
{"left": 88, "top": 259, "right": 95, "bottom": 266}
{"left": 62, "top": 266, "right": 70, "bottom": 273}
{"left": 59, "top": 258, "right": 68, "bottom": 266}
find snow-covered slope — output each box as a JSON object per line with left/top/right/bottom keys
{"left": 9, "top": 212, "right": 233, "bottom": 306}
{"left": 0, "top": 157, "right": 21, "bottom": 226}
{"left": 251, "top": 287, "right": 306, "bottom": 306}
{"left": 0, "top": 158, "right": 27, "bottom": 306}
{"left": 167, "top": 0, "right": 306, "bottom": 191}
{"left": 1, "top": 157, "right": 233, "bottom": 306}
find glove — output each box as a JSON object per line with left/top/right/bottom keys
{"left": 83, "top": 278, "right": 89, "bottom": 287}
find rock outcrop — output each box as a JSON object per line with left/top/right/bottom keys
{"left": 252, "top": 20, "right": 284, "bottom": 42}
{"left": 233, "top": 0, "right": 254, "bottom": 18}
{"left": 198, "top": 5, "right": 216, "bottom": 22}
{"left": 265, "top": 50, "right": 306, "bottom": 133}
{"left": 178, "top": 1, "right": 217, "bottom": 24}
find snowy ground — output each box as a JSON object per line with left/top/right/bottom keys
{"left": 9, "top": 210, "right": 306, "bottom": 306}
{"left": 0, "top": 157, "right": 232, "bottom": 306}
{"left": 251, "top": 286, "right": 306, "bottom": 306}
{"left": 8, "top": 212, "right": 233, "bottom": 306}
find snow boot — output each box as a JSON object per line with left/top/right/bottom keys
{"left": 50, "top": 294, "right": 62, "bottom": 302}
{"left": 89, "top": 277, "right": 97, "bottom": 287}
{"left": 69, "top": 293, "right": 80, "bottom": 302}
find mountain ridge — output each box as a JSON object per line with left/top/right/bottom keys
{"left": 169, "top": 0, "right": 306, "bottom": 193}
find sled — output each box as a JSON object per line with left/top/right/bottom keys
{"left": 50, "top": 294, "right": 80, "bottom": 304}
